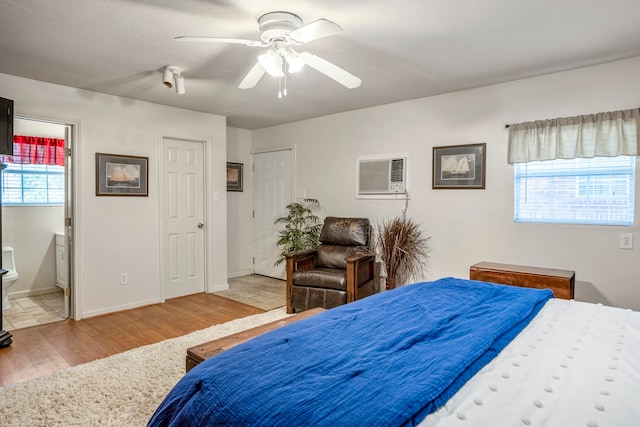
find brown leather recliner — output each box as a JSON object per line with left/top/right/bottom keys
{"left": 285, "top": 217, "right": 376, "bottom": 313}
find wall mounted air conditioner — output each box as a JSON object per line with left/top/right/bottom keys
{"left": 356, "top": 154, "right": 409, "bottom": 199}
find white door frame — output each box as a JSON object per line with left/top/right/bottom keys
{"left": 158, "top": 135, "right": 209, "bottom": 302}
{"left": 251, "top": 146, "right": 295, "bottom": 278}
{"left": 13, "top": 114, "right": 79, "bottom": 320}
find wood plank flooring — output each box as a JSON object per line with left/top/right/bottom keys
{"left": 0, "top": 293, "right": 263, "bottom": 386}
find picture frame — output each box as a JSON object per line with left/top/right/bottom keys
{"left": 432, "top": 143, "right": 486, "bottom": 189}
{"left": 95, "top": 153, "right": 149, "bottom": 196}
{"left": 226, "top": 162, "right": 243, "bottom": 192}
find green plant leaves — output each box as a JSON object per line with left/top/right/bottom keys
{"left": 274, "top": 199, "right": 322, "bottom": 266}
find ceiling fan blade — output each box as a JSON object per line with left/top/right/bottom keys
{"left": 303, "top": 54, "right": 361, "bottom": 89}
{"left": 288, "top": 19, "right": 343, "bottom": 44}
{"left": 239, "top": 62, "right": 266, "bottom": 89}
{"left": 175, "top": 36, "right": 265, "bottom": 47}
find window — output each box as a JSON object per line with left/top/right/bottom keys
{"left": 0, "top": 134, "right": 66, "bottom": 205}
{"left": 514, "top": 156, "right": 635, "bottom": 225}
{"left": 2, "top": 162, "right": 65, "bottom": 205}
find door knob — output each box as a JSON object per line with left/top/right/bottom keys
{"left": 197, "top": 223, "right": 204, "bottom": 229}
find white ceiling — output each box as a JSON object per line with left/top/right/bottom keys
{"left": 1, "top": 0, "right": 640, "bottom": 130}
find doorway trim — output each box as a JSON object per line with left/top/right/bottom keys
{"left": 251, "top": 146, "right": 295, "bottom": 278}
{"left": 13, "top": 114, "right": 79, "bottom": 320}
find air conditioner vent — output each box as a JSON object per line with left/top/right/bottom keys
{"left": 356, "top": 154, "right": 409, "bottom": 199}
{"left": 390, "top": 159, "right": 404, "bottom": 183}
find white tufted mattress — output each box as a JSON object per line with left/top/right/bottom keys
{"left": 420, "top": 298, "right": 640, "bottom": 427}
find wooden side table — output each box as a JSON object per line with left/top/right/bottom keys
{"left": 470, "top": 262, "right": 575, "bottom": 300}
{"left": 186, "top": 307, "right": 325, "bottom": 372}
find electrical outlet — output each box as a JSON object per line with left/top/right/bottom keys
{"left": 120, "top": 272, "right": 128, "bottom": 285}
{"left": 619, "top": 233, "right": 633, "bottom": 250}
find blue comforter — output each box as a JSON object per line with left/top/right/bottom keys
{"left": 149, "top": 277, "right": 552, "bottom": 426}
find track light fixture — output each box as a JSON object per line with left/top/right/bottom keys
{"left": 162, "top": 66, "right": 186, "bottom": 94}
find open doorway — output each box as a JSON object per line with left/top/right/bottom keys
{"left": 0, "top": 116, "right": 73, "bottom": 331}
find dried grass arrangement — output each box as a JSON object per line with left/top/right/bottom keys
{"left": 376, "top": 216, "right": 430, "bottom": 290}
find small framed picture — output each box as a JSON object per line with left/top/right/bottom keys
{"left": 96, "top": 153, "right": 149, "bottom": 196}
{"left": 226, "top": 162, "right": 243, "bottom": 192}
{"left": 432, "top": 143, "right": 486, "bottom": 189}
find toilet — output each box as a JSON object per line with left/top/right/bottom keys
{"left": 1, "top": 246, "right": 19, "bottom": 311}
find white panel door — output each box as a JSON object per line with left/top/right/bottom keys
{"left": 163, "top": 138, "right": 205, "bottom": 299}
{"left": 253, "top": 150, "right": 292, "bottom": 279}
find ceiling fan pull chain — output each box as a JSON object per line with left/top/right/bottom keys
{"left": 283, "top": 61, "right": 288, "bottom": 96}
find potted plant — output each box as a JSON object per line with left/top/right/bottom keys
{"left": 274, "top": 198, "right": 323, "bottom": 266}
{"left": 376, "top": 215, "right": 430, "bottom": 290}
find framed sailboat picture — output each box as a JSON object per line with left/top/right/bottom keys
{"left": 96, "top": 153, "right": 149, "bottom": 196}
{"left": 432, "top": 143, "right": 486, "bottom": 189}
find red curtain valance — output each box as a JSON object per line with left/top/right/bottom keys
{"left": 0, "top": 135, "right": 65, "bottom": 166}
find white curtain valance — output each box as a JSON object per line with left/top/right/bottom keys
{"left": 507, "top": 108, "right": 640, "bottom": 164}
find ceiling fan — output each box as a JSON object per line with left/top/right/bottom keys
{"left": 176, "top": 11, "right": 362, "bottom": 96}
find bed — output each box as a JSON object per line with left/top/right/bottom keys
{"left": 148, "top": 277, "right": 640, "bottom": 426}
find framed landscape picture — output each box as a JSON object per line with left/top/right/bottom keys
{"left": 226, "top": 162, "right": 243, "bottom": 192}
{"left": 432, "top": 143, "right": 486, "bottom": 189}
{"left": 96, "top": 153, "right": 148, "bottom": 196}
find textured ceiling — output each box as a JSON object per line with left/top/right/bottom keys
{"left": 1, "top": 0, "right": 640, "bottom": 129}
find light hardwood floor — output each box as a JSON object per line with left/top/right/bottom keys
{"left": 0, "top": 293, "right": 264, "bottom": 386}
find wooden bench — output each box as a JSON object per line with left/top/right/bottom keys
{"left": 470, "top": 261, "right": 575, "bottom": 300}
{"left": 186, "top": 307, "right": 325, "bottom": 372}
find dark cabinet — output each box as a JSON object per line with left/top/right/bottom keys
{"left": 0, "top": 96, "right": 13, "bottom": 155}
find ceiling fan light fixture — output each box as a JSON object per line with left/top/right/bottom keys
{"left": 176, "top": 11, "right": 360, "bottom": 92}
{"left": 285, "top": 51, "right": 305, "bottom": 73}
{"left": 258, "top": 50, "right": 283, "bottom": 77}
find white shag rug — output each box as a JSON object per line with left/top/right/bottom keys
{"left": 0, "top": 308, "right": 290, "bottom": 426}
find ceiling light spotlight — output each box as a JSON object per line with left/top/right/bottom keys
{"left": 162, "top": 66, "right": 175, "bottom": 88}
{"left": 175, "top": 75, "right": 186, "bottom": 94}
{"left": 162, "top": 66, "right": 186, "bottom": 94}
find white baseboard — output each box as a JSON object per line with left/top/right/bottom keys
{"left": 8, "top": 286, "right": 61, "bottom": 299}
{"left": 227, "top": 269, "right": 253, "bottom": 279}
{"left": 209, "top": 282, "right": 229, "bottom": 292}
{"left": 81, "top": 298, "right": 161, "bottom": 319}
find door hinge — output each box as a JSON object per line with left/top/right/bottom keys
{"left": 65, "top": 218, "right": 72, "bottom": 227}
{"left": 252, "top": 257, "right": 255, "bottom": 265}
{"left": 252, "top": 210, "right": 255, "bottom": 218}
{"left": 65, "top": 148, "right": 72, "bottom": 157}
{"left": 64, "top": 287, "right": 71, "bottom": 297}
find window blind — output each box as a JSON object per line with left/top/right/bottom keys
{"left": 514, "top": 156, "right": 635, "bottom": 225}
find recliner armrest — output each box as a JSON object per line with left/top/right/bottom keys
{"left": 344, "top": 253, "right": 374, "bottom": 263}
{"left": 285, "top": 248, "right": 318, "bottom": 259}
{"left": 345, "top": 253, "right": 376, "bottom": 301}
{"left": 285, "top": 249, "right": 318, "bottom": 313}
{"left": 285, "top": 249, "right": 317, "bottom": 272}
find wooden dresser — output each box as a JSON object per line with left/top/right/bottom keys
{"left": 470, "top": 262, "right": 575, "bottom": 299}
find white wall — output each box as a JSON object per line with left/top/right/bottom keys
{"left": 226, "top": 127, "right": 253, "bottom": 277}
{"left": 0, "top": 73, "right": 228, "bottom": 319}
{"left": 250, "top": 57, "right": 640, "bottom": 311}
{"left": 3, "top": 206, "right": 63, "bottom": 297}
